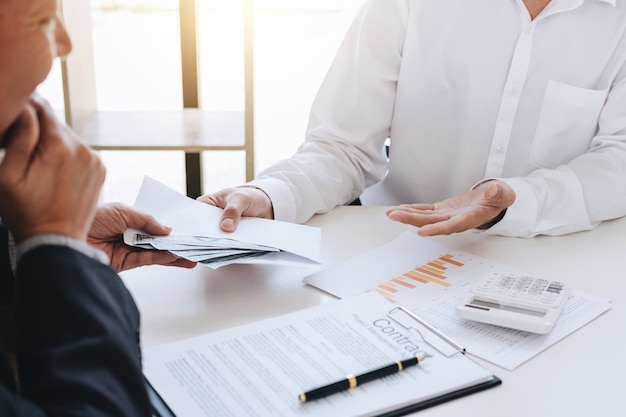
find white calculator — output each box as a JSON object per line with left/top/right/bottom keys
{"left": 456, "top": 272, "right": 570, "bottom": 334}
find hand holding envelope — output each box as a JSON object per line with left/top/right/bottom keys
{"left": 123, "top": 177, "right": 321, "bottom": 269}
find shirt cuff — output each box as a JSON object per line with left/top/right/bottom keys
{"left": 17, "top": 234, "right": 110, "bottom": 265}
{"left": 246, "top": 178, "right": 298, "bottom": 223}
{"left": 479, "top": 177, "right": 538, "bottom": 237}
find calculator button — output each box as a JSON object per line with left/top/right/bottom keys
{"left": 547, "top": 283, "right": 565, "bottom": 293}
{"left": 474, "top": 273, "right": 567, "bottom": 306}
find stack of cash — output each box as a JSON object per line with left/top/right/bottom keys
{"left": 131, "top": 233, "right": 280, "bottom": 268}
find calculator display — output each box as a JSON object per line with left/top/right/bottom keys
{"left": 467, "top": 297, "right": 546, "bottom": 317}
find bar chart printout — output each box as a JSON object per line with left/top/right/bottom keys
{"left": 371, "top": 253, "right": 465, "bottom": 303}
{"left": 304, "top": 232, "right": 498, "bottom": 302}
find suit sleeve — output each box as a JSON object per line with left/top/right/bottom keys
{"left": 1, "top": 245, "right": 152, "bottom": 417}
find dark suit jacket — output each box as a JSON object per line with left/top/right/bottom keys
{"left": 0, "top": 225, "right": 152, "bottom": 416}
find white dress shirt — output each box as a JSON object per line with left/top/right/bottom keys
{"left": 249, "top": 0, "right": 626, "bottom": 237}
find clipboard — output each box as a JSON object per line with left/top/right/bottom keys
{"left": 146, "top": 377, "right": 175, "bottom": 417}
{"left": 386, "top": 306, "right": 466, "bottom": 357}
{"left": 375, "top": 306, "right": 502, "bottom": 416}
{"left": 148, "top": 376, "right": 501, "bottom": 417}
{"left": 147, "top": 305, "right": 501, "bottom": 417}
{"left": 376, "top": 376, "right": 501, "bottom": 417}
{"left": 143, "top": 294, "right": 501, "bottom": 417}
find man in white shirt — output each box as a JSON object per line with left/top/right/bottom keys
{"left": 200, "top": 0, "right": 626, "bottom": 238}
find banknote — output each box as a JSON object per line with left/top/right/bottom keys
{"left": 130, "top": 233, "right": 279, "bottom": 267}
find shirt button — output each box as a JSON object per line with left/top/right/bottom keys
{"left": 508, "top": 88, "right": 519, "bottom": 97}
{"left": 496, "top": 145, "right": 505, "bottom": 152}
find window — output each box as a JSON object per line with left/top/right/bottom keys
{"left": 40, "top": 0, "right": 363, "bottom": 204}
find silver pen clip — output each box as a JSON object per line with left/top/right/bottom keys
{"left": 387, "top": 306, "right": 466, "bottom": 357}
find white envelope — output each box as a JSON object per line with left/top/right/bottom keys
{"left": 123, "top": 176, "right": 321, "bottom": 266}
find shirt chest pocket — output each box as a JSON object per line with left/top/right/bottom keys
{"left": 529, "top": 80, "right": 609, "bottom": 169}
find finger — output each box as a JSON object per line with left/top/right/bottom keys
{"left": 166, "top": 258, "right": 197, "bottom": 269}
{"left": 387, "top": 209, "right": 449, "bottom": 227}
{"left": 196, "top": 193, "right": 222, "bottom": 207}
{"left": 30, "top": 96, "right": 73, "bottom": 149}
{"left": 118, "top": 251, "right": 196, "bottom": 272}
{"left": 417, "top": 215, "right": 469, "bottom": 236}
{"left": 197, "top": 194, "right": 237, "bottom": 230}
{"left": 123, "top": 207, "right": 171, "bottom": 236}
{"left": 220, "top": 205, "right": 242, "bottom": 232}
{"left": 29, "top": 95, "right": 62, "bottom": 127}
{"left": 385, "top": 204, "right": 434, "bottom": 216}
{"left": 386, "top": 207, "right": 433, "bottom": 216}
{"left": 134, "top": 252, "right": 196, "bottom": 269}
{"left": 219, "top": 192, "right": 251, "bottom": 232}
{"left": 0, "top": 105, "right": 39, "bottom": 178}
{"left": 484, "top": 181, "right": 515, "bottom": 208}
{"left": 197, "top": 191, "right": 244, "bottom": 231}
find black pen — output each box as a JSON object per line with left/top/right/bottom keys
{"left": 298, "top": 353, "right": 427, "bottom": 403}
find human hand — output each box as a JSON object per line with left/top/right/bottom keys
{"left": 386, "top": 180, "right": 516, "bottom": 236}
{"left": 0, "top": 97, "right": 104, "bottom": 243}
{"left": 196, "top": 187, "right": 274, "bottom": 232}
{"left": 88, "top": 203, "right": 197, "bottom": 272}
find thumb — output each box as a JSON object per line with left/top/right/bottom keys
{"left": 219, "top": 211, "right": 239, "bottom": 232}
{"left": 484, "top": 181, "right": 515, "bottom": 208}
{"left": 486, "top": 182, "right": 501, "bottom": 199}
{"left": 219, "top": 201, "right": 244, "bottom": 232}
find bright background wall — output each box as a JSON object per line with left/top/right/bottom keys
{"left": 39, "top": 0, "right": 364, "bottom": 204}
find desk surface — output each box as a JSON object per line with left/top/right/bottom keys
{"left": 122, "top": 206, "right": 626, "bottom": 417}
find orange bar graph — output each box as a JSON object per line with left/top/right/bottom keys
{"left": 378, "top": 283, "right": 398, "bottom": 293}
{"left": 403, "top": 271, "right": 428, "bottom": 284}
{"left": 391, "top": 278, "right": 416, "bottom": 288}
{"left": 368, "top": 252, "right": 463, "bottom": 303}
{"left": 419, "top": 264, "right": 446, "bottom": 276}
{"left": 416, "top": 267, "right": 445, "bottom": 279}
{"left": 413, "top": 272, "right": 451, "bottom": 287}
{"left": 370, "top": 288, "right": 396, "bottom": 303}
{"left": 428, "top": 260, "right": 447, "bottom": 270}
{"left": 440, "top": 253, "right": 464, "bottom": 267}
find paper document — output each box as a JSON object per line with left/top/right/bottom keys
{"left": 304, "top": 232, "right": 612, "bottom": 370}
{"left": 123, "top": 176, "right": 321, "bottom": 268}
{"left": 144, "top": 292, "right": 499, "bottom": 417}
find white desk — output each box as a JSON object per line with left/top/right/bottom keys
{"left": 122, "top": 206, "right": 626, "bottom": 417}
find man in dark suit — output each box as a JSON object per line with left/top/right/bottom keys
{"left": 0, "top": 0, "right": 194, "bottom": 415}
